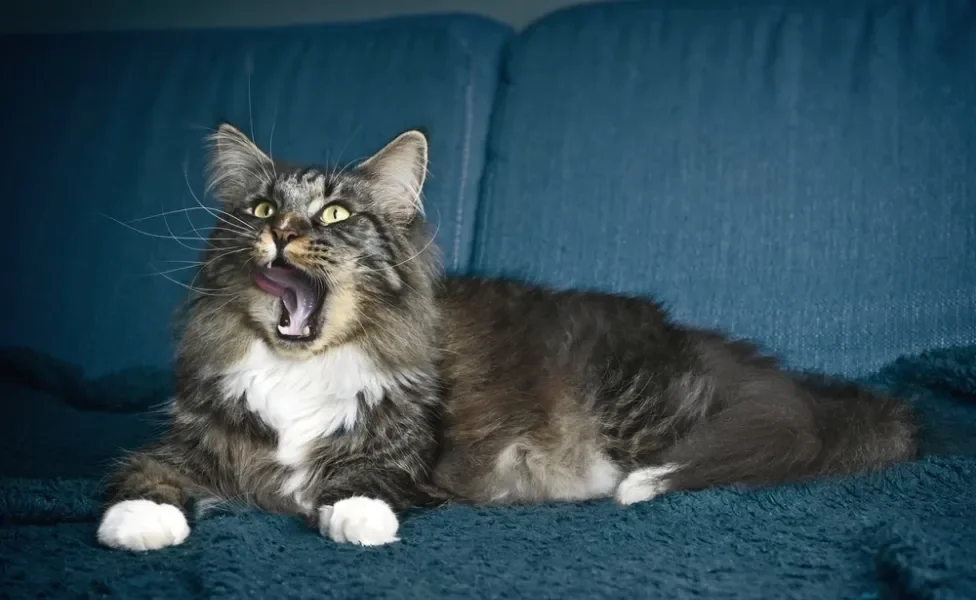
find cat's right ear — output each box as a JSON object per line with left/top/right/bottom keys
{"left": 205, "top": 122, "right": 274, "bottom": 202}
{"left": 358, "top": 129, "right": 429, "bottom": 224}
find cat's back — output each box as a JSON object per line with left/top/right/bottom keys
{"left": 437, "top": 276, "right": 673, "bottom": 333}
{"left": 437, "top": 276, "right": 680, "bottom": 366}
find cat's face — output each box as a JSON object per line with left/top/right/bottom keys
{"left": 199, "top": 123, "right": 436, "bottom": 357}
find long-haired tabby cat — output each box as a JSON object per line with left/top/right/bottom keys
{"left": 97, "top": 123, "right": 917, "bottom": 550}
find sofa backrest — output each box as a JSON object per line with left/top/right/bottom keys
{"left": 473, "top": 0, "right": 976, "bottom": 376}
{"left": 0, "top": 16, "right": 509, "bottom": 377}
{"left": 4, "top": 1, "right": 974, "bottom": 380}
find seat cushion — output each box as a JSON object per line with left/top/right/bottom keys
{"left": 2, "top": 344, "right": 976, "bottom": 598}
{"left": 474, "top": 0, "right": 976, "bottom": 376}
{"left": 0, "top": 15, "right": 510, "bottom": 376}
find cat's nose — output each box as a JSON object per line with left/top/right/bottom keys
{"left": 271, "top": 228, "right": 299, "bottom": 244}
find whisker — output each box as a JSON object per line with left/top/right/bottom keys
{"left": 101, "top": 214, "right": 237, "bottom": 243}
{"left": 146, "top": 263, "right": 207, "bottom": 276}
{"left": 207, "top": 258, "right": 255, "bottom": 313}
{"left": 161, "top": 199, "right": 206, "bottom": 253}
{"left": 163, "top": 224, "right": 249, "bottom": 241}
{"left": 186, "top": 246, "right": 251, "bottom": 291}
{"left": 123, "top": 206, "right": 220, "bottom": 224}
{"left": 181, "top": 200, "right": 209, "bottom": 243}
{"left": 183, "top": 161, "right": 256, "bottom": 234}
{"left": 357, "top": 297, "right": 430, "bottom": 351}
{"left": 210, "top": 221, "right": 254, "bottom": 238}
{"left": 211, "top": 226, "right": 253, "bottom": 238}
{"left": 203, "top": 246, "right": 251, "bottom": 263}
{"left": 179, "top": 159, "right": 249, "bottom": 235}
{"left": 268, "top": 100, "right": 279, "bottom": 176}
{"left": 150, "top": 267, "right": 238, "bottom": 297}
{"left": 355, "top": 220, "right": 441, "bottom": 275}
{"left": 334, "top": 123, "right": 364, "bottom": 173}
{"left": 207, "top": 289, "right": 247, "bottom": 314}
{"left": 336, "top": 153, "right": 368, "bottom": 179}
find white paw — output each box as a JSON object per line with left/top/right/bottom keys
{"left": 614, "top": 464, "right": 678, "bottom": 506}
{"left": 97, "top": 500, "right": 190, "bottom": 551}
{"left": 319, "top": 497, "right": 399, "bottom": 546}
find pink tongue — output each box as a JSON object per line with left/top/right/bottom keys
{"left": 253, "top": 267, "right": 319, "bottom": 336}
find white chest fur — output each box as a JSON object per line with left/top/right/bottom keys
{"left": 220, "top": 341, "right": 392, "bottom": 471}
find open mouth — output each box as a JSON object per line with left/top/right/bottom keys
{"left": 251, "top": 260, "right": 325, "bottom": 341}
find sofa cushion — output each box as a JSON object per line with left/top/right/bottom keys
{"left": 474, "top": 0, "right": 976, "bottom": 376}
{"left": 2, "top": 345, "right": 976, "bottom": 597}
{"left": 0, "top": 15, "right": 510, "bottom": 376}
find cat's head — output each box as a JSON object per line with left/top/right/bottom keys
{"left": 194, "top": 122, "right": 440, "bottom": 359}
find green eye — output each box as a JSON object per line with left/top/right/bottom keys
{"left": 321, "top": 204, "right": 350, "bottom": 225}
{"left": 253, "top": 201, "right": 275, "bottom": 218}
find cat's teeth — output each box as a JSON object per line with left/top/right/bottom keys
{"left": 274, "top": 324, "right": 311, "bottom": 338}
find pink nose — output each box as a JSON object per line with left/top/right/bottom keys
{"left": 272, "top": 228, "right": 298, "bottom": 242}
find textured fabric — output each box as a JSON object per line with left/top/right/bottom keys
{"left": 475, "top": 0, "right": 976, "bottom": 376}
{"left": 0, "top": 16, "right": 509, "bottom": 376}
{"left": 0, "top": 378, "right": 158, "bottom": 480}
{"left": 1, "top": 345, "right": 975, "bottom": 598}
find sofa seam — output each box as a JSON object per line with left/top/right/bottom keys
{"left": 452, "top": 35, "right": 475, "bottom": 273}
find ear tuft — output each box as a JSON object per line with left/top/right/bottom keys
{"left": 205, "top": 122, "right": 274, "bottom": 202}
{"left": 359, "top": 130, "right": 429, "bottom": 222}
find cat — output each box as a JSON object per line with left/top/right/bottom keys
{"left": 97, "top": 123, "right": 917, "bottom": 551}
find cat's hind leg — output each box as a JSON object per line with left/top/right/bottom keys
{"left": 614, "top": 464, "right": 680, "bottom": 505}
{"left": 614, "top": 397, "right": 822, "bottom": 505}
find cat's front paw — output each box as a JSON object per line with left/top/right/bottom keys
{"left": 97, "top": 499, "right": 190, "bottom": 551}
{"left": 318, "top": 497, "right": 399, "bottom": 546}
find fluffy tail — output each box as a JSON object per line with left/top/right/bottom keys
{"left": 798, "top": 374, "right": 919, "bottom": 474}
{"left": 656, "top": 370, "right": 918, "bottom": 494}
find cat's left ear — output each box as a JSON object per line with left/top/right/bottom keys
{"left": 206, "top": 122, "right": 274, "bottom": 203}
{"left": 359, "top": 130, "right": 428, "bottom": 223}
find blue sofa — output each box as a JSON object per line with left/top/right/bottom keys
{"left": 2, "top": 1, "right": 974, "bottom": 597}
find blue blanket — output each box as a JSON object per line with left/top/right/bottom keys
{"left": 1, "top": 346, "right": 974, "bottom": 599}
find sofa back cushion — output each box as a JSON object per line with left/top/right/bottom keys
{"left": 474, "top": 0, "right": 976, "bottom": 375}
{"left": 0, "top": 16, "right": 509, "bottom": 376}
